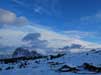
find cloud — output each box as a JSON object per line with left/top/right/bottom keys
{"left": 23, "top": 25, "right": 101, "bottom": 49}
{"left": 13, "top": 0, "right": 61, "bottom": 17}
{"left": 0, "top": 8, "right": 29, "bottom": 26}
{"left": 63, "top": 30, "right": 95, "bottom": 39}
{"left": 79, "top": 11, "right": 101, "bottom": 26}
{"left": 0, "top": 8, "right": 101, "bottom": 54}
{"left": 80, "top": 12, "right": 101, "bottom": 21}
{"left": 65, "top": 11, "right": 101, "bottom": 31}
{"left": 0, "top": 25, "right": 101, "bottom": 54}
{"left": 22, "top": 33, "right": 47, "bottom": 49}
{"left": 0, "top": 28, "right": 26, "bottom": 47}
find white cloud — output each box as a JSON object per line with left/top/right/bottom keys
{"left": 0, "top": 25, "right": 101, "bottom": 54}
{"left": 0, "top": 9, "right": 16, "bottom": 25}
{"left": 79, "top": 11, "right": 101, "bottom": 25}
{"left": 22, "top": 32, "right": 47, "bottom": 49}
{"left": 66, "top": 11, "right": 101, "bottom": 30}
{"left": 13, "top": 0, "right": 60, "bottom": 16}
{"left": 0, "top": 28, "right": 27, "bottom": 47}
{"left": 24, "top": 25, "right": 101, "bottom": 48}
{"left": 0, "top": 8, "right": 101, "bottom": 54}
{"left": 0, "top": 8, "right": 29, "bottom": 26}
{"left": 63, "top": 30, "right": 95, "bottom": 39}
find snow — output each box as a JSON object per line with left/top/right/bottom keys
{"left": 0, "top": 49, "right": 101, "bottom": 75}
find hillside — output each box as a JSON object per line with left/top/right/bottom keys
{"left": 0, "top": 49, "right": 101, "bottom": 75}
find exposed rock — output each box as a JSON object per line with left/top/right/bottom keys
{"left": 48, "top": 62, "right": 63, "bottom": 65}
{"left": 0, "top": 68, "right": 2, "bottom": 71}
{"left": 83, "top": 63, "right": 101, "bottom": 73}
{"left": 58, "top": 65, "right": 79, "bottom": 73}
{"left": 5, "top": 66, "right": 14, "bottom": 70}
{"left": 49, "top": 53, "right": 65, "bottom": 60}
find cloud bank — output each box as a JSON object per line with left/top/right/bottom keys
{"left": 0, "top": 9, "right": 29, "bottom": 26}
{"left": 0, "top": 8, "right": 101, "bottom": 54}
{"left": 22, "top": 33, "right": 47, "bottom": 49}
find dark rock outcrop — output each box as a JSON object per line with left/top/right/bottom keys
{"left": 49, "top": 53, "right": 65, "bottom": 60}
{"left": 5, "top": 66, "right": 14, "bottom": 70}
{"left": 82, "top": 63, "right": 101, "bottom": 73}
{"left": 58, "top": 65, "right": 79, "bottom": 73}
{"left": 0, "top": 68, "right": 2, "bottom": 71}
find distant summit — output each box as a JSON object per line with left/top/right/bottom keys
{"left": 12, "top": 47, "right": 31, "bottom": 57}
{"left": 60, "top": 44, "right": 82, "bottom": 50}
{"left": 70, "top": 44, "right": 82, "bottom": 49}
{"left": 12, "top": 47, "right": 42, "bottom": 58}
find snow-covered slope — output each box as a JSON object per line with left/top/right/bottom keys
{"left": 0, "top": 49, "right": 101, "bottom": 75}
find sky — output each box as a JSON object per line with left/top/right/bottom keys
{"left": 0, "top": 0, "right": 101, "bottom": 54}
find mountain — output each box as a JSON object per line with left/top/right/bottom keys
{"left": 12, "top": 47, "right": 43, "bottom": 58}
{"left": 70, "top": 44, "right": 82, "bottom": 49}
{"left": 30, "top": 50, "right": 42, "bottom": 57}
{"left": 12, "top": 47, "right": 31, "bottom": 57}
{"left": 59, "top": 44, "right": 82, "bottom": 50}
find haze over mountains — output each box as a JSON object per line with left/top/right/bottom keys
{"left": 0, "top": 31, "right": 101, "bottom": 58}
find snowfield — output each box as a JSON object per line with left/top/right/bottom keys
{"left": 0, "top": 49, "right": 101, "bottom": 75}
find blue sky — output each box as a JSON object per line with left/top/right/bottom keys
{"left": 0, "top": 0, "right": 101, "bottom": 54}
{"left": 0, "top": 0, "right": 101, "bottom": 31}
{"left": 0, "top": 0, "right": 100, "bottom": 31}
